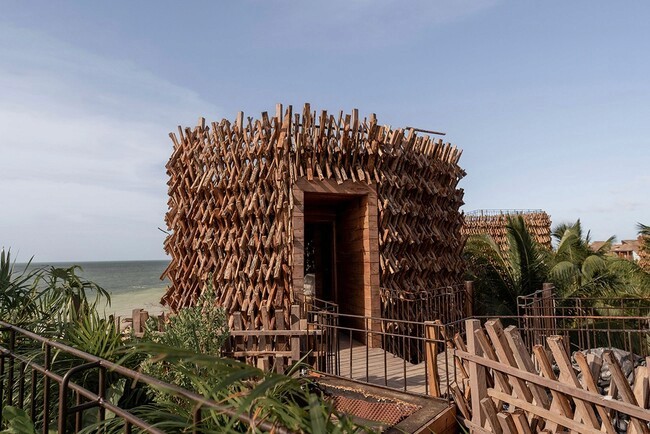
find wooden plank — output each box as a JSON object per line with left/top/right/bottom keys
{"left": 425, "top": 321, "right": 441, "bottom": 397}
{"left": 290, "top": 305, "right": 300, "bottom": 363}
{"left": 547, "top": 336, "right": 601, "bottom": 430}
{"left": 573, "top": 352, "right": 616, "bottom": 434}
{"left": 229, "top": 329, "right": 321, "bottom": 336}
{"left": 496, "top": 412, "right": 517, "bottom": 434}
{"left": 467, "top": 319, "right": 487, "bottom": 427}
{"left": 511, "top": 410, "right": 533, "bottom": 434}
{"left": 456, "top": 349, "right": 650, "bottom": 422}
{"left": 532, "top": 345, "right": 573, "bottom": 420}
{"left": 489, "top": 389, "right": 602, "bottom": 434}
{"left": 503, "top": 325, "right": 549, "bottom": 409}
{"left": 632, "top": 365, "right": 648, "bottom": 410}
{"left": 484, "top": 320, "right": 534, "bottom": 404}
{"left": 230, "top": 351, "right": 293, "bottom": 357}
{"left": 452, "top": 385, "right": 471, "bottom": 420}
{"left": 480, "top": 397, "right": 502, "bottom": 434}
{"left": 274, "top": 308, "right": 286, "bottom": 373}
{"left": 474, "top": 328, "right": 513, "bottom": 396}
{"left": 602, "top": 351, "right": 648, "bottom": 434}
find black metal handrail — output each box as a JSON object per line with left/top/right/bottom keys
{"left": 0, "top": 320, "right": 291, "bottom": 434}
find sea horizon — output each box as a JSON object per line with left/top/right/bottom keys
{"left": 15, "top": 259, "right": 170, "bottom": 318}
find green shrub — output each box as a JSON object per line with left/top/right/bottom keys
{"left": 140, "top": 283, "right": 229, "bottom": 397}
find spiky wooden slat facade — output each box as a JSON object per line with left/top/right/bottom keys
{"left": 162, "top": 104, "right": 466, "bottom": 329}
{"left": 462, "top": 210, "right": 552, "bottom": 251}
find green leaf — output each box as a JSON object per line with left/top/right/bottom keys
{"left": 1, "top": 406, "right": 37, "bottom": 434}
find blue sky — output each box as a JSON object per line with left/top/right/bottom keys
{"left": 1, "top": 1, "right": 648, "bottom": 261}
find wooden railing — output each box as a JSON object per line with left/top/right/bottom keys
{"left": 455, "top": 319, "right": 650, "bottom": 434}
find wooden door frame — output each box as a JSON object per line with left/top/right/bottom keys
{"left": 292, "top": 178, "right": 381, "bottom": 323}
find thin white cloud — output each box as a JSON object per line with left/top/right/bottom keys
{"left": 0, "top": 24, "right": 220, "bottom": 261}
{"left": 269, "top": 0, "right": 502, "bottom": 49}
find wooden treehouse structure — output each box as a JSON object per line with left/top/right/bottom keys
{"left": 161, "top": 103, "right": 466, "bottom": 341}
{"left": 462, "top": 209, "right": 552, "bottom": 251}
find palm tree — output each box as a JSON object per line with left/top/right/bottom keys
{"left": 464, "top": 216, "right": 550, "bottom": 317}
{"left": 549, "top": 220, "right": 617, "bottom": 298}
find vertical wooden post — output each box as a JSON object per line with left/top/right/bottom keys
{"left": 140, "top": 310, "right": 149, "bottom": 332}
{"left": 275, "top": 309, "right": 286, "bottom": 373}
{"left": 467, "top": 319, "right": 487, "bottom": 428}
{"left": 132, "top": 309, "right": 143, "bottom": 335}
{"left": 259, "top": 304, "right": 271, "bottom": 371}
{"left": 542, "top": 283, "right": 554, "bottom": 337}
{"left": 425, "top": 321, "right": 441, "bottom": 397}
{"left": 290, "top": 305, "right": 301, "bottom": 363}
{"left": 464, "top": 281, "right": 474, "bottom": 318}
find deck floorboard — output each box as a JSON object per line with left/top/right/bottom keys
{"left": 328, "top": 333, "right": 456, "bottom": 396}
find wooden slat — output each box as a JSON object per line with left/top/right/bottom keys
{"left": 602, "top": 351, "right": 648, "bottom": 434}
{"left": 467, "top": 319, "right": 488, "bottom": 427}
{"left": 484, "top": 320, "right": 534, "bottom": 404}
{"left": 547, "top": 336, "right": 601, "bottom": 430}
{"left": 489, "top": 389, "right": 601, "bottom": 434}
{"left": 425, "top": 321, "right": 441, "bottom": 397}
{"left": 496, "top": 412, "right": 517, "bottom": 434}
{"left": 573, "top": 352, "right": 616, "bottom": 434}
{"left": 457, "top": 348, "right": 650, "bottom": 422}
{"left": 480, "top": 397, "right": 502, "bottom": 434}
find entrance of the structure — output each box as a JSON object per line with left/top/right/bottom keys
{"left": 303, "top": 193, "right": 365, "bottom": 316}
{"left": 293, "top": 179, "right": 381, "bottom": 346}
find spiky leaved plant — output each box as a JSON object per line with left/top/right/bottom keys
{"left": 464, "top": 215, "right": 550, "bottom": 317}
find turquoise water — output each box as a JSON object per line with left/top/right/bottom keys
{"left": 17, "top": 260, "right": 170, "bottom": 317}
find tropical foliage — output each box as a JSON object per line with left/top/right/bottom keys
{"left": 0, "top": 248, "right": 369, "bottom": 433}
{"left": 548, "top": 220, "right": 617, "bottom": 298}
{"left": 464, "top": 218, "right": 650, "bottom": 316}
{"left": 464, "top": 216, "right": 550, "bottom": 316}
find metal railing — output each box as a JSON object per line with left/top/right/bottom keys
{"left": 0, "top": 320, "right": 290, "bottom": 434}
{"left": 517, "top": 289, "right": 650, "bottom": 356}
{"left": 381, "top": 284, "right": 471, "bottom": 329}
{"left": 305, "top": 309, "right": 460, "bottom": 399}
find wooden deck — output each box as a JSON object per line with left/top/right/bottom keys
{"left": 333, "top": 333, "right": 457, "bottom": 396}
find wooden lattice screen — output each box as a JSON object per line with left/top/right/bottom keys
{"left": 462, "top": 210, "right": 552, "bottom": 251}
{"left": 161, "top": 103, "right": 466, "bottom": 329}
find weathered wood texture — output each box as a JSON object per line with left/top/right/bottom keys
{"left": 161, "top": 103, "right": 465, "bottom": 330}
{"left": 456, "top": 319, "right": 650, "bottom": 434}
{"left": 462, "top": 210, "right": 551, "bottom": 251}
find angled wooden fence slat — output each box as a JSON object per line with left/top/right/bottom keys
{"left": 457, "top": 319, "right": 650, "bottom": 434}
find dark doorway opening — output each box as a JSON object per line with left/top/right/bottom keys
{"left": 304, "top": 221, "right": 335, "bottom": 302}
{"left": 303, "top": 192, "right": 367, "bottom": 320}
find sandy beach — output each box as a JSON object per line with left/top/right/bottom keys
{"left": 100, "top": 286, "right": 168, "bottom": 318}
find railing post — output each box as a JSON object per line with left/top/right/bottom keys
{"left": 290, "top": 305, "right": 300, "bottom": 363}
{"left": 193, "top": 405, "right": 202, "bottom": 434}
{"left": 7, "top": 330, "right": 15, "bottom": 407}
{"left": 0, "top": 353, "right": 4, "bottom": 422}
{"left": 58, "top": 361, "right": 101, "bottom": 434}
{"left": 43, "top": 343, "right": 51, "bottom": 434}
{"left": 542, "top": 283, "right": 555, "bottom": 338}
{"left": 464, "top": 281, "right": 474, "bottom": 318}
{"left": 98, "top": 367, "right": 106, "bottom": 423}
{"left": 467, "top": 319, "right": 487, "bottom": 428}
{"left": 424, "top": 321, "right": 441, "bottom": 397}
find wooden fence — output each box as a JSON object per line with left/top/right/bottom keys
{"left": 455, "top": 319, "right": 649, "bottom": 434}
{"left": 223, "top": 304, "right": 320, "bottom": 373}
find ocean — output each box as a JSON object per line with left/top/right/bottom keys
{"left": 18, "top": 260, "right": 169, "bottom": 318}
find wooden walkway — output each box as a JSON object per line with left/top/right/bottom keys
{"left": 333, "top": 334, "right": 456, "bottom": 396}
